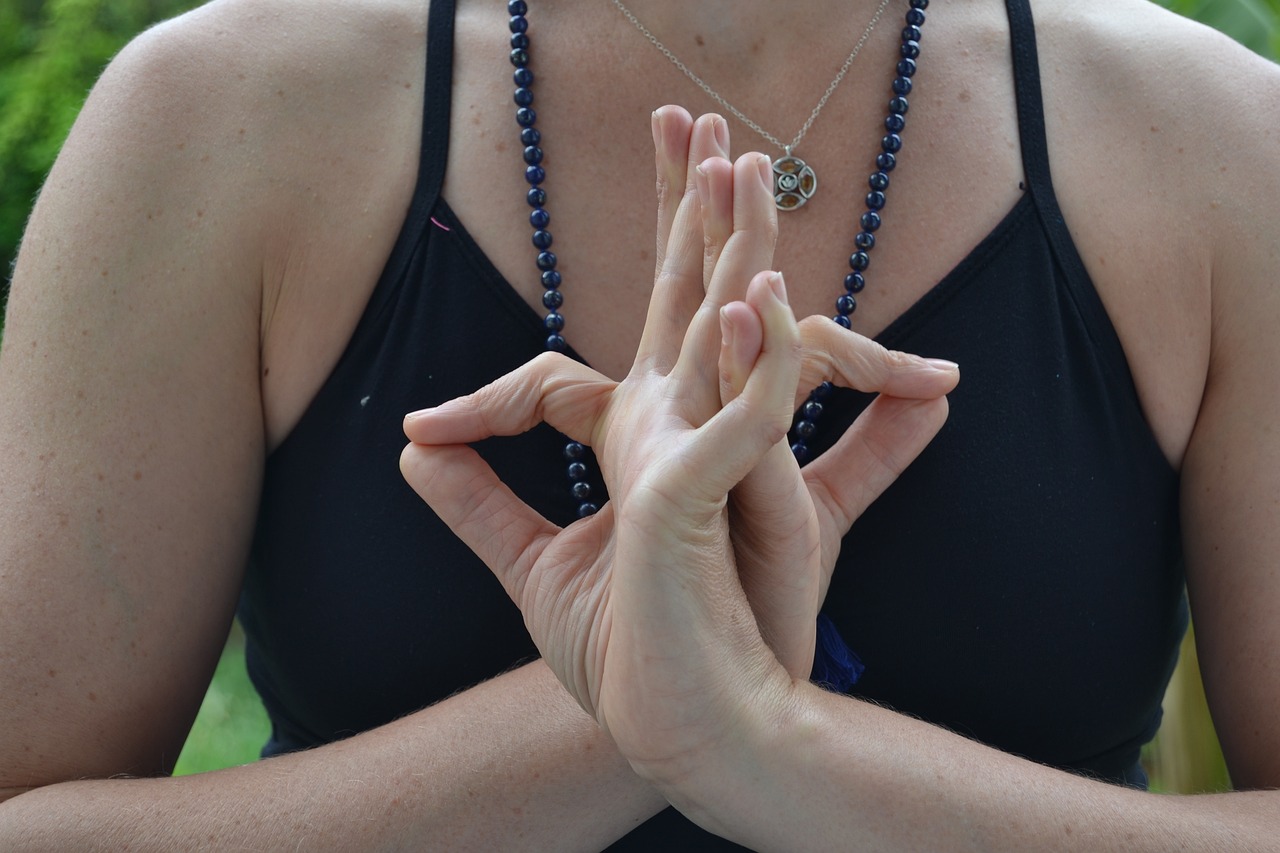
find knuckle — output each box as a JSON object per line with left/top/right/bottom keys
{"left": 530, "top": 350, "right": 570, "bottom": 374}
{"left": 797, "top": 316, "right": 833, "bottom": 376}
{"left": 881, "top": 346, "right": 918, "bottom": 373}
{"left": 719, "top": 362, "right": 737, "bottom": 394}
{"left": 655, "top": 176, "right": 682, "bottom": 213}
{"left": 761, "top": 417, "right": 790, "bottom": 448}
{"left": 781, "top": 331, "right": 804, "bottom": 364}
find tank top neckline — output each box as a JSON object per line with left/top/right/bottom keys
{"left": 416, "top": 0, "right": 1131, "bottom": 378}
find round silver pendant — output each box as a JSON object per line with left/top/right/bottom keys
{"left": 773, "top": 155, "right": 817, "bottom": 210}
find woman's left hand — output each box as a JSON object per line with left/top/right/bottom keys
{"left": 401, "top": 154, "right": 803, "bottom": 769}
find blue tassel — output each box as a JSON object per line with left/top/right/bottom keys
{"left": 811, "top": 612, "right": 865, "bottom": 692}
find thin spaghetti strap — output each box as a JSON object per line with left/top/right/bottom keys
{"left": 408, "top": 0, "right": 457, "bottom": 228}
{"left": 353, "top": 0, "right": 457, "bottom": 317}
{"left": 1004, "top": 0, "right": 1096, "bottom": 283}
{"left": 1004, "top": 0, "right": 1054, "bottom": 201}
{"left": 1003, "top": 0, "right": 1132, "bottom": 379}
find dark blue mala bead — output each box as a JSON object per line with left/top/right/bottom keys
{"left": 509, "top": 0, "right": 598, "bottom": 518}
{"left": 790, "top": 0, "right": 928, "bottom": 463}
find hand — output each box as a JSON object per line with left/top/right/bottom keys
{"left": 404, "top": 111, "right": 957, "bottom": 778}
{"left": 692, "top": 146, "right": 957, "bottom": 680}
{"left": 401, "top": 125, "right": 791, "bottom": 699}
{"left": 724, "top": 310, "right": 957, "bottom": 679}
{"left": 648, "top": 110, "right": 958, "bottom": 679}
{"left": 401, "top": 256, "right": 801, "bottom": 771}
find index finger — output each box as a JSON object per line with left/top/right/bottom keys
{"left": 794, "top": 316, "right": 959, "bottom": 407}
{"left": 403, "top": 351, "right": 614, "bottom": 447}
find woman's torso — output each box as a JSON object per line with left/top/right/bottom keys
{"left": 238, "top": 0, "right": 1211, "bottom": 843}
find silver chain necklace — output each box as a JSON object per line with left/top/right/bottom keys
{"left": 610, "top": 0, "right": 895, "bottom": 210}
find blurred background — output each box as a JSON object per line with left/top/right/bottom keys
{"left": 1, "top": 0, "right": 1275, "bottom": 788}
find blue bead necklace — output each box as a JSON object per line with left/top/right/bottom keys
{"left": 506, "top": 0, "right": 929, "bottom": 527}
{"left": 791, "top": 0, "right": 929, "bottom": 464}
{"left": 508, "top": 0, "right": 600, "bottom": 519}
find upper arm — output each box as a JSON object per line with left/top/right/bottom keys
{"left": 0, "top": 0, "right": 431, "bottom": 796}
{"left": 0, "top": 9, "right": 272, "bottom": 793}
{"left": 1179, "top": 46, "right": 1280, "bottom": 792}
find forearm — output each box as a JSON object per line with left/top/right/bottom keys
{"left": 668, "top": 680, "right": 1276, "bottom": 852}
{"left": 0, "top": 660, "right": 665, "bottom": 851}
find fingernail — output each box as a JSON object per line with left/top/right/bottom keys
{"left": 922, "top": 358, "right": 959, "bottom": 372}
{"left": 768, "top": 271, "right": 788, "bottom": 305}
{"left": 757, "top": 154, "right": 773, "bottom": 191}
{"left": 720, "top": 305, "right": 735, "bottom": 349}
{"left": 651, "top": 110, "right": 662, "bottom": 151}
{"left": 696, "top": 162, "right": 716, "bottom": 204}
{"left": 713, "top": 116, "right": 729, "bottom": 155}
{"left": 404, "top": 408, "right": 432, "bottom": 421}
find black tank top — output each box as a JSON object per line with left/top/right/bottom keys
{"left": 238, "top": 0, "right": 1185, "bottom": 846}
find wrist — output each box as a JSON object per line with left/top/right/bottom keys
{"left": 637, "top": 656, "right": 811, "bottom": 830}
{"left": 672, "top": 677, "right": 843, "bottom": 849}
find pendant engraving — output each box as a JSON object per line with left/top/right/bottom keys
{"left": 773, "top": 155, "right": 817, "bottom": 210}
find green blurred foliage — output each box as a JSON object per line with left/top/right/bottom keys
{"left": 1156, "top": 0, "right": 1280, "bottom": 58}
{"left": 173, "top": 621, "right": 271, "bottom": 776}
{"left": 0, "top": 0, "right": 202, "bottom": 294}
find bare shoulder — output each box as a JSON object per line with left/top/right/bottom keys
{"left": 1034, "top": 0, "right": 1280, "bottom": 192}
{"left": 91, "top": 0, "right": 435, "bottom": 447}
{"left": 1042, "top": 0, "right": 1280, "bottom": 275}
{"left": 48, "top": 0, "right": 430, "bottom": 260}
{"left": 128, "top": 0, "right": 429, "bottom": 92}
{"left": 1015, "top": 0, "right": 1280, "bottom": 465}
{"left": 1033, "top": 0, "right": 1278, "bottom": 71}
{"left": 1036, "top": 0, "right": 1280, "bottom": 787}
{"left": 103, "top": 0, "right": 430, "bottom": 201}
{"left": 1029, "top": 1, "right": 1280, "bottom": 788}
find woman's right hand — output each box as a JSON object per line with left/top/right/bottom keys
{"left": 686, "top": 124, "right": 958, "bottom": 680}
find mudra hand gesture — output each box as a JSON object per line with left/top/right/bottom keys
{"left": 401, "top": 109, "right": 956, "bottom": 788}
